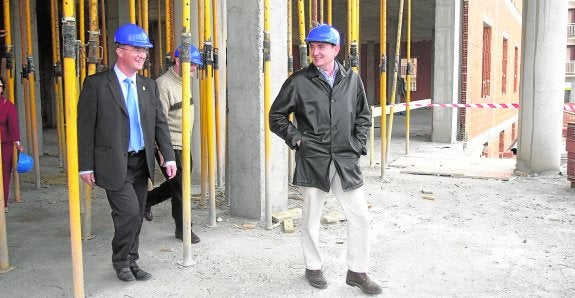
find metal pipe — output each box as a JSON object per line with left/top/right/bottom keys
{"left": 62, "top": 4, "right": 85, "bottom": 296}
{"left": 79, "top": 0, "right": 86, "bottom": 85}
{"left": 0, "top": 0, "right": 15, "bottom": 274}
{"left": 327, "top": 0, "right": 332, "bottom": 25}
{"left": 51, "top": 0, "right": 65, "bottom": 173}
{"left": 166, "top": 0, "right": 173, "bottom": 60}
{"left": 24, "top": 0, "right": 41, "bottom": 189}
{"left": 311, "top": 0, "right": 317, "bottom": 26}
{"left": 129, "top": 0, "right": 136, "bottom": 24}
{"left": 100, "top": 0, "right": 108, "bottom": 67}
{"left": 379, "top": 0, "right": 387, "bottom": 177}
{"left": 288, "top": 0, "right": 295, "bottom": 183}
{"left": 405, "top": 0, "right": 411, "bottom": 154}
{"left": 198, "top": 0, "right": 208, "bottom": 208}
{"left": 385, "top": 0, "right": 405, "bottom": 163}
{"left": 212, "top": 0, "right": 224, "bottom": 188}
{"left": 0, "top": 139, "right": 13, "bottom": 273}
{"left": 181, "top": 0, "right": 193, "bottom": 266}
{"left": 297, "top": 0, "right": 308, "bottom": 68}
{"left": 264, "top": 0, "right": 272, "bottom": 229}
{"left": 141, "top": 0, "right": 149, "bottom": 77}
{"left": 18, "top": 0, "right": 32, "bottom": 182}
{"left": 4, "top": 0, "right": 21, "bottom": 203}
{"left": 81, "top": 0, "right": 100, "bottom": 241}
{"left": 204, "top": 0, "right": 217, "bottom": 228}
{"left": 157, "top": 0, "right": 163, "bottom": 71}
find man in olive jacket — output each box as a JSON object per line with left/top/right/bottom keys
{"left": 269, "top": 24, "right": 381, "bottom": 295}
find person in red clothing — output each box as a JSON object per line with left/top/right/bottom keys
{"left": 0, "top": 76, "right": 24, "bottom": 212}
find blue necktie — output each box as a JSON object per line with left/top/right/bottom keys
{"left": 124, "top": 78, "right": 144, "bottom": 151}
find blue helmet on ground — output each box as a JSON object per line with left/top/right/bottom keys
{"left": 114, "top": 24, "right": 154, "bottom": 48}
{"left": 17, "top": 152, "right": 34, "bottom": 173}
{"left": 174, "top": 45, "right": 204, "bottom": 66}
{"left": 305, "top": 24, "right": 340, "bottom": 46}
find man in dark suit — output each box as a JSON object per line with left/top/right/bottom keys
{"left": 77, "top": 24, "right": 177, "bottom": 282}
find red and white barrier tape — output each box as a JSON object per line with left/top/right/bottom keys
{"left": 393, "top": 102, "right": 575, "bottom": 111}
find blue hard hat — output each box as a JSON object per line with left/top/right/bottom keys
{"left": 114, "top": 24, "right": 153, "bottom": 48}
{"left": 174, "top": 45, "right": 204, "bottom": 66}
{"left": 17, "top": 152, "right": 34, "bottom": 173}
{"left": 305, "top": 24, "right": 340, "bottom": 46}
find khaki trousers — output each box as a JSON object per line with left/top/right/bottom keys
{"left": 301, "top": 162, "right": 370, "bottom": 273}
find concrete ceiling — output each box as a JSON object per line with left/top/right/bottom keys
{"left": 146, "top": 0, "right": 437, "bottom": 42}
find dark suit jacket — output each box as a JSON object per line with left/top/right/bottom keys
{"left": 77, "top": 69, "right": 175, "bottom": 191}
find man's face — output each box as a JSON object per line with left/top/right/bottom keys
{"left": 174, "top": 57, "right": 199, "bottom": 76}
{"left": 116, "top": 45, "right": 148, "bottom": 72}
{"left": 309, "top": 42, "right": 340, "bottom": 70}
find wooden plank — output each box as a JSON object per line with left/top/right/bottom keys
{"left": 272, "top": 207, "right": 302, "bottom": 223}
{"left": 321, "top": 211, "right": 346, "bottom": 224}
{"left": 283, "top": 218, "right": 295, "bottom": 233}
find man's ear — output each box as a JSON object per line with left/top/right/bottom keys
{"left": 333, "top": 45, "right": 341, "bottom": 55}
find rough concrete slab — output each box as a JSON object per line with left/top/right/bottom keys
{"left": 390, "top": 154, "right": 516, "bottom": 180}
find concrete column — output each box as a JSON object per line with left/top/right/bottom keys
{"left": 431, "top": 0, "right": 460, "bottom": 143}
{"left": 516, "top": 0, "right": 568, "bottom": 175}
{"left": 226, "top": 1, "right": 288, "bottom": 219}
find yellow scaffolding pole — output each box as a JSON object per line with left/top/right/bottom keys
{"left": 157, "top": 0, "right": 163, "bottom": 71}
{"left": 100, "top": 0, "right": 108, "bottom": 67}
{"left": 79, "top": 0, "right": 86, "bottom": 85}
{"left": 287, "top": 0, "right": 295, "bottom": 183}
{"left": 18, "top": 1, "right": 32, "bottom": 166}
{"left": 264, "top": 0, "right": 272, "bottom": 229}
{"left": 0, "top": 0, "right": 15, "bottom": 272}
{"left": 212, "top": 0, "right": 224, "bottom": 188}
{"left": 385, "top": 0, "right": 405, "bottom": 163}
{"left": 51, "top": 0, "right": 66, "bottom": 174}
{"left": 166, "top": 0, "right": 173, "bottom": 67}
{"left": 4, "top": 0, "right": 21, "bottom": 203}
{"left": 379, "top": 0, "right": 387, "bottom": 177}
{"left": 327, "top": 0, "right": 332, "bottom": 25}
{"left": 129, "top": 0, "right": 136, "bottom": 24}
{"left": 0, "top": 136, "right": 13, "bottom": 272}
{"left": 198, "top": 0, "right": 208, "bottom": 208}
{"left": 81, "top": 0, "right": 100, "bottom": 241}
{"left": 405, "top": 0, "right": 411, "bottom": 154}
{"left": 204, "top": 0, "right": 217, "bottom": 228}
{"left": 297, "top": 0, "right": 308, "bottom": 68}
{"left": 181, "top": 0, "right": 193, "bottom": 266}
{"left": 63, "top": 3, "right": 85, "bottom": 296}
{"left": 141, "top": 0, "right": 149, "bottom": 77}
{"left": 24, "top": 0, "right": 41, "bottom": 189}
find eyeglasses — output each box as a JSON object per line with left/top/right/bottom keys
{"left": 119, "top": 47, "right": 149, "bottom": 55}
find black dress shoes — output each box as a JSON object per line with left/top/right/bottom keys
{"left": 143, "top": 205, "right": 153, "bottom": 221}
{"left": 115, "top": 267, "right": 135, "bottom": 282}
{"left": 175, "top": 230, "right": 201, "bottom": 244}
{"left": 130, "top": 266, "right": 152, "bottom": 281}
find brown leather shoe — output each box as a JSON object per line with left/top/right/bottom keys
{"left": 305, "top": 269, "right": 328, "bottom": 289}
{"left": 346, "top": 270, "right": 382, "bottom": 295}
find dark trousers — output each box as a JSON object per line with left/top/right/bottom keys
{"left": 146, "top": 149, "right": 189, "bottom": 232}
{"left": 1, "top": 142, "right": 13, "bottom": 207}
{"left": 106, "top": 153, "right": 149, "bottom": 269}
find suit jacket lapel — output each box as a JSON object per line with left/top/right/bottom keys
{"left": 108, "top": 70, "right": 128, "bottom": 116}
{"left": 136, "top": 75, "right": 147, "bottom": 120}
